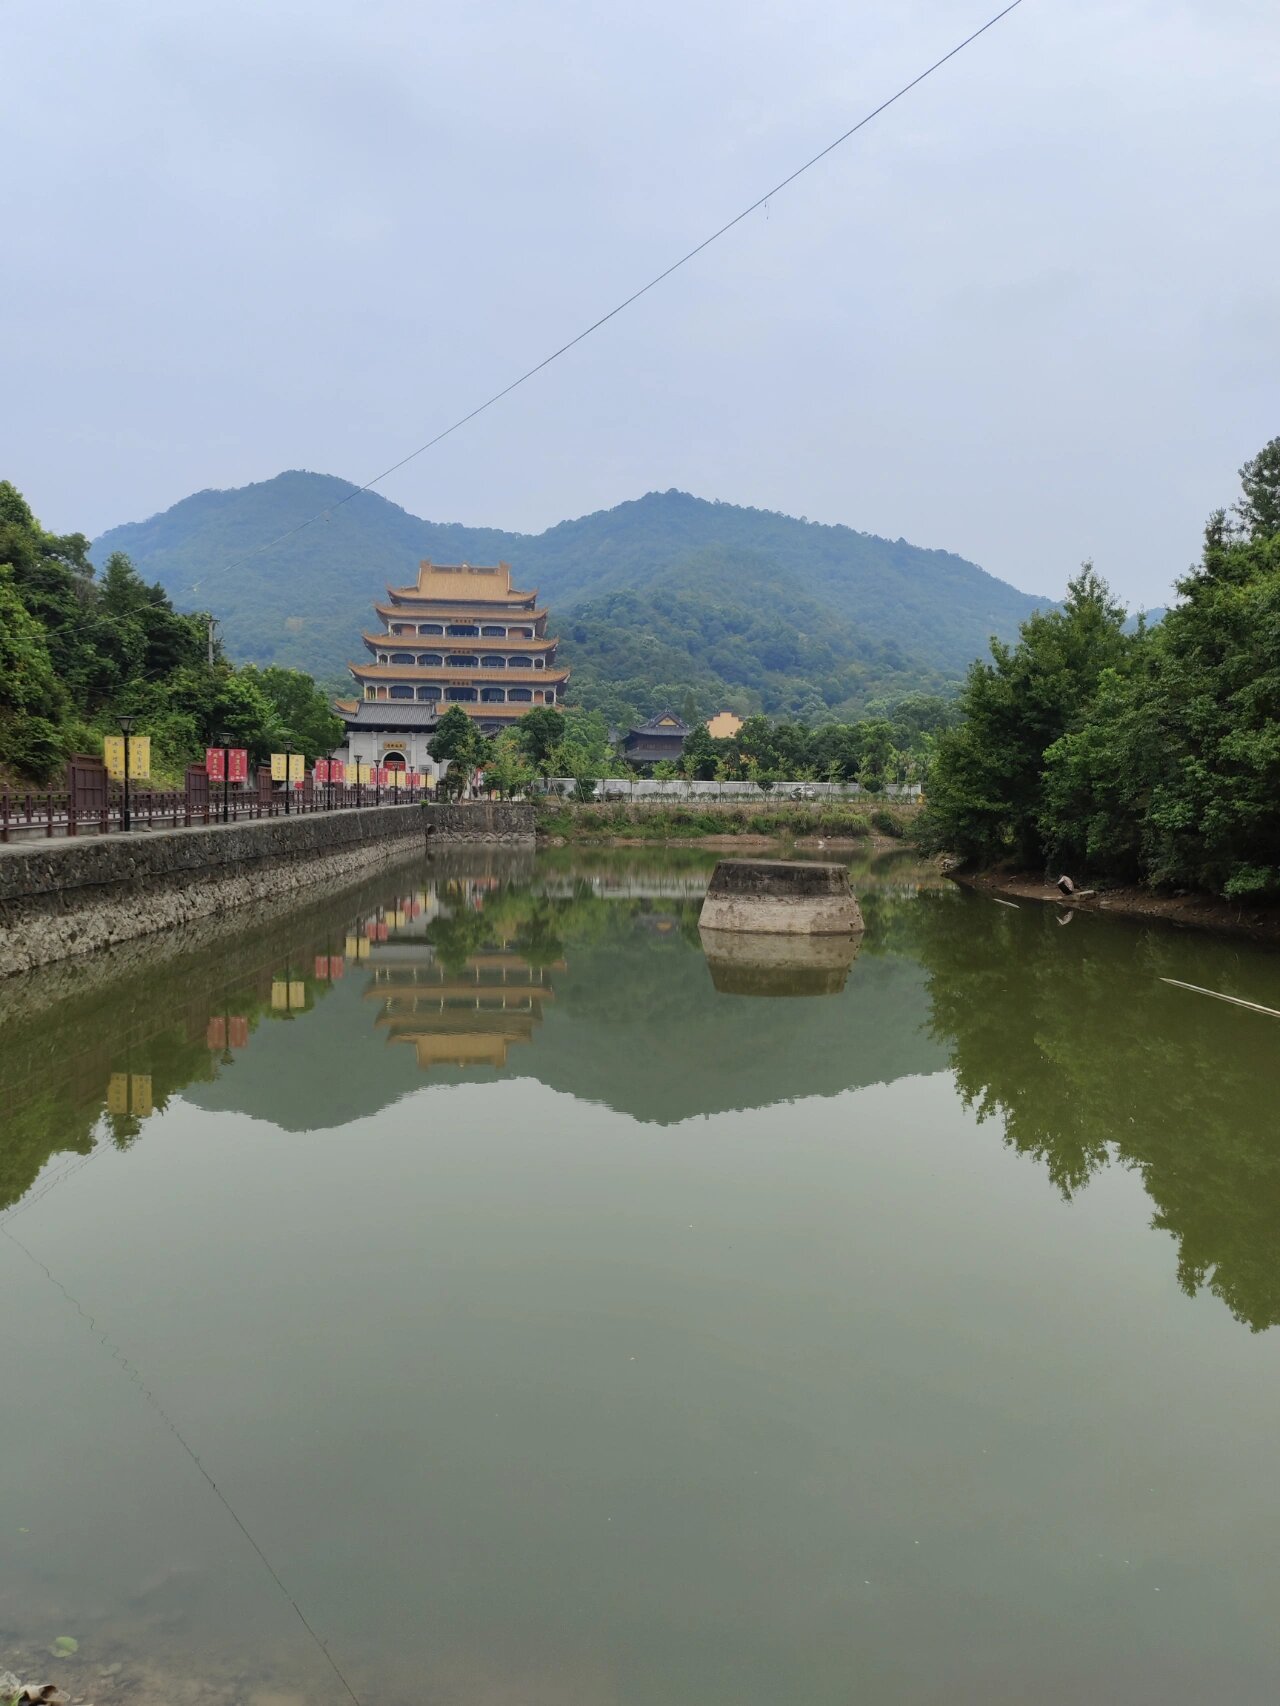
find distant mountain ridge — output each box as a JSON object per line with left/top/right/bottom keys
{"left": 91, "top": 471, "right": 1054, "bottom": 721}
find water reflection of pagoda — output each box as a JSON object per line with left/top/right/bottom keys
{"left": 364, "top": 942, "right": 564, "bottom": 1072}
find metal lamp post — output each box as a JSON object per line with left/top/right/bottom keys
{"left": 118, "top": 714, "right": 135, "bottom": 832}
{"left": 284, "top": 740, "right": 293, "bottom": 815}
{"left": 218, "top": 730, "right": 232, "bottom": 824}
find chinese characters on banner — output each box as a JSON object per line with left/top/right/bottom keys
{"left": 228, "top": 748, "right": 248, "bottom": 783}
{"left": 314, "top": 760, "right": 330, "bottom": 784}
{"left": 288, "top": 753, "right": 305, "bottom": 784}
{"left": 104, "top": 735, "right": 152, "bottom": 780}
{"left": 270, "top": 753, "right": 286, "bottom": 782}
{"left": 205, "top": 746, "right": 225, "bottom": 781}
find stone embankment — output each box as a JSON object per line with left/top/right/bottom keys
{"left": 424, "top": 802, "right": 536, "bottom": 844}
{"left": 0, "top": 806, "right": 425, "bottom": 977}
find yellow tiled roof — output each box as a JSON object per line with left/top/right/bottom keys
{"left": 385, "top": 561, "right": 536, "bottom": 603}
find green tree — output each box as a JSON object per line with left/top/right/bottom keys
{"left": 483, "top": 729, "right": 535, "bottom": 799}
{"left": 517, "top": 706, "right": 566, "bottom": 779}
{"left": 920, "top": 566, "right": 1131, "bottom": 867}
{"left": 680, "top": 722, "right": 718, "bottom": 780}
{"left": 1235, "top": 437, "right": 1280, "bottom": 542}
{"left": 243, "top": 665, "right": 343, "bottom": 760}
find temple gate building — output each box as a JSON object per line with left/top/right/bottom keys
{"left": 333, "top": 560, "right": 569, "bottom": 774}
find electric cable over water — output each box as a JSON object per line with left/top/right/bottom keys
{"left": 182, "top": 0, "right": 1027, "bottom": 601}
{"left": 0, "top": 1222, "right": 365, "bottom": 1706}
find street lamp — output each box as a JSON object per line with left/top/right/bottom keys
{"left": 218, "top": 730, "right": 232, "bottom": 824}
{"left": 284, "top": 739, "right": 293, "bottom": 815}
{"left": 118, "top": 714, "right": 135, "bottom": 832}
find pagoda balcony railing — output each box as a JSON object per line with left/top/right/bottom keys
{"left": 358, "top": 661, "right": 563, "bottom": 682}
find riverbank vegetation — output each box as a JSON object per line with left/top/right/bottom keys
{"left": 919, "top": 440, "right": 1280, "bottom": 900}
{"left": 530, "top": 798, "right": 917, "bottom": 842}
{"left": 0, "top": 482, "right": 340, "bottom": 783}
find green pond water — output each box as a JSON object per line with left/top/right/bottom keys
{"left": 2, "top": 846, "right": 1280, "bottom": 1705}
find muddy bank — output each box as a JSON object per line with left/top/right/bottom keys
{"left": 953, "top": 868, "right": 1280, "bottom": 946}
{"left": 537, "top": 832, "right": 905, "bottom": 854}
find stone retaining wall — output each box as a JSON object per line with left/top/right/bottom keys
{"left": 698, "top": 858, "right": 865, "bottom": 936}
{"left": 0, "top": 806, "right": 424, "bottom": 978}
{"left": 423, "top": 802, "right": 536, "bottom": 844}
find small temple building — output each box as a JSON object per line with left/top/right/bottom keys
{"left": 618, "top": 709, "right": 691, "bottom": 769}
{"left": 333, "top": 560, "right": 569, "bottom": 774}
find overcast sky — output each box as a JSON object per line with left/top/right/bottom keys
{"left": 4, "top": 0, "right": 1277, "bottom": 608}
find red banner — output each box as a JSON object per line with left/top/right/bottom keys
{"left": 205, "top": 747, "right": 225, "bottom": 780}
{"left": 314, "top": 760, "right": 330, "bottom": 783}
{"left": 329, "top": 956, "right": 345, "bottom": 980}
{"left": 206, "top": 1016, "right": 226, "bottom": 1049}
{"left": 314, "top": 956, "right": 329, "bottom": 979}
{"left": 229, "top": 1016, "right": 249, "bottom": 1049}
{"left": 228, "top": 748, "right": 248, "bottom": 783}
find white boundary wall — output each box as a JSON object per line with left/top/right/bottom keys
{"left": 538, "top": 779, "right": 922, "bottom": 802}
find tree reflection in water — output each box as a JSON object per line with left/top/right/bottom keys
{"left": 909, "top": 889, "right": 1280, "bottom": 1331}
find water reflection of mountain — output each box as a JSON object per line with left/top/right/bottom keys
{"left": 8, "top": 852, "right": 1279, "bottom": 1333}
{"left": 186, "top": 875, "right": 945, "bottom": 1128}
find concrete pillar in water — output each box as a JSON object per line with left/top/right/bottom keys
{"left": 698, "top": 859, "right": 864, "bottom": 936}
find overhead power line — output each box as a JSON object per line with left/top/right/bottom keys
{"left": 187, "top": 0, "right": 1027, "bottom": 599}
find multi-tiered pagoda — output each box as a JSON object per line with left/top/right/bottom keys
{"left": 334, "top": 560, "right": 569, "bottom": 773}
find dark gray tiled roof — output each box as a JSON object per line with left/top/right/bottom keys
{"left": 333, "top": 701, "right": 441, "bottom": 728}
{"left": 628, "top": 709, "right": 691, "bottom": 737}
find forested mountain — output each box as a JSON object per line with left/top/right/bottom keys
{"left": 91, "top": 472, "right": 1052, "bottom": 722}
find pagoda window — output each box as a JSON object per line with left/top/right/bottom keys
{"left": 390, "top": 685, "right": 413, "bottom": 700}
{"left": 446, "top": 624, "right": 479, "bottom": 637}
{"left": 417, "top": 685, "right": 440, "bottom": 701}
{"left": 534, "top": 658, "right": 545, "bottom": 669}
{"left": 508, "top": 687, "right": 533, "bottom": 703}
{"left": 390, "top": 652, "right": 415, "bottom": 664}
{"left": 480, "top": 655, "right": 506, "bottom": 669}
{"left": 365, "top": 687, "right": 377, "bottom": 701}
{"left": 378, "top": 653, "right": 389, "bottom": 665}
{"left": 418, "top": 623, "right": 444, "bottom": 635}
{"left": 391, "top": 624, "right": 413, "bottom": 635}
{"left": 481, "top": 625, "right": 506, "bottom": 637}
{"left": 512, "top": 627, "right": 533, "bottom": 639}
{"left": 418, "top": 653, "right": 443, "bottom": 667}
{"left": 446, "top": 654, "right": 478, "bottom": 668}
{"left": 480, "top": 687, "right": 506, "bottom": 703}
{"left": 446, "top": 686, "right": 478, "bottom": 702}
{"left": 508, "top": 655, "right": 532, "bottom": 669}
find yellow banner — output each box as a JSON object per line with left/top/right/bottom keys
{"left": 358, "top": 764, "right": 373, "bottom": 784}
{"left": 106, "top": 1072, "right": 129, "bottom": 1114}
{"left": 270, "top": 753, "right": 287, "bottom": 781}
{"left": 288, "top": 753, "right": 305, "bottom": 781}
{"left": 344, "top": 934, "right": 359, "bottom": 959}
{"left": 130, "top": 1074, "right": 153, "bottom": 1117}
{"left": 357, "top": 937, "right": 371, "bottom": 959}
{"left": 346, "top": 763, "right": 358, "bottom": 785}
{"left": 104, "top": 735, "right": 151, "bottom": 779}
{"left": 271, "top": 979, "right": 288, "bottom": 1010}
{"left": 288, "top": 980, "right": 306, "bottom": 1009}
